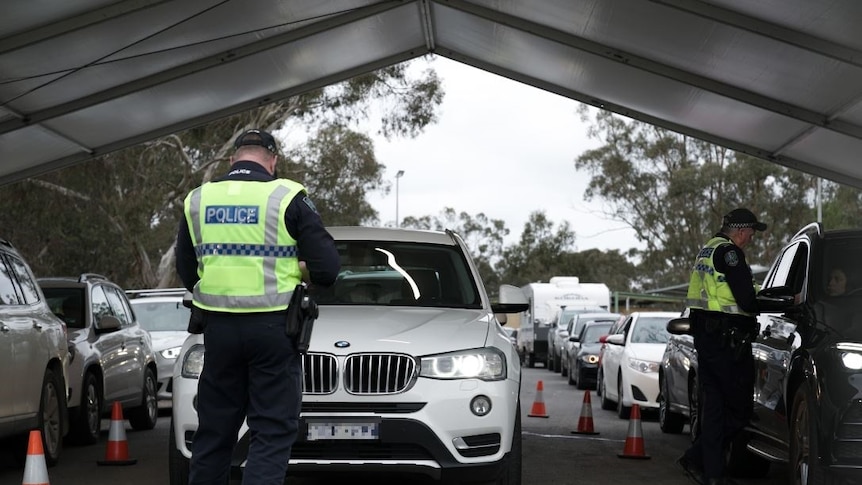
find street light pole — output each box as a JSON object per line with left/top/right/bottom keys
{"left": 395, "top": 170, "right": 404, "bottom": 228}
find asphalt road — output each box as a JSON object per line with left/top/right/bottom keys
{"left": 0, "top": 366, "right": 790, "bottom": 485}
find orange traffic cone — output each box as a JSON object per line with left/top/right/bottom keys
{"left": 527, "top": 380, "right": 549, "bottom": 418}
{"left": 571, "top": 390, "right": 599, "bottom": 435}
{"left": 22, "top": 430, "right": 50, "bottom": 485}
{"left": 97, "top": 401, "right": 137, "bottom": 466}
{"left": 618, "top": 404, "right": 650, "bottom": 459}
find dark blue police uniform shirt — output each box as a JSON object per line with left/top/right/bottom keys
{"left": 711, "top": 232, "right": 758, "bottom": 315}
{"left": 175, "top": 161, "right": 340, "bottom": 292}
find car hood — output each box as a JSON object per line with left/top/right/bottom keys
{"left": 149, "top": 331, "right": 189, "bottom": 351}
{"left": 627, "top": 342, "right": 667, "bottom": 362}
{"left": 310, "top": 306, "right": 492, "bottom": 355}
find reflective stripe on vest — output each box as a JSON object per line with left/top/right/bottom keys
{"left": 686, "top": 236, "right": 755, "bottom": 316}
{"left": 185, "top": 180, "right": 302, "bottom": 312}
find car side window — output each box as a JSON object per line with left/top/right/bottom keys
{"left": 763, "top": 241, "right": 809, "bottom": 300}
{"left": 91, "top": 285, "right": 113, "bottom": 324}
{"left": 7, "top": 254, "right": 41, "bottom": 305}
{"left": 0, "top": 255, "right": 20, "bottom": 305}
{"left": 104, "top": 286, "right": 132, "bottom": 327}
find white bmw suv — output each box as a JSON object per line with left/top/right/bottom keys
{"left": 170, "top": 226, "right": 527, "bottom": 484}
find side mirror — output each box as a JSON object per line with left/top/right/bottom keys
{"left": 599, "top": 335, "right": 608, "bottom": 343}
{"left": 95, "top": 315, "right": 121, "bottom": 333}
{"left": 666, "top": 317, "right": 691, "bottom": 335}
{"left": 606, "top": 334, "right": 625, "bottom": 345}
{"left": 491, "top": 284, "right": 529, "bottom": 314}
{"left": 757, "top": 286, "right": 796, "bottom": 312}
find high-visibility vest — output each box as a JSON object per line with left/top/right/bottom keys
{"left": 686, "top": 236, "right": 756, "bottom": 316}
{"left": 183, "top": 178, "right": 303, "bottom": 313}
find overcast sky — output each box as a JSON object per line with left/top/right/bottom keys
{"left": 363, "top": 55, "right": 638, "bottom": 253}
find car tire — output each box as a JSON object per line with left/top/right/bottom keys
{"left": 561, "top": 356, "right": 568, "bottom": 377}
{"left": 616, "top": 375, "right": 630, "bottom": 419}
{"left": 39, "top": 367, "right": 66, "bottom": 467}
{"left": 596, "top": 368, "right": 603, "bottom": 397}
{"left": 688, "top": 375, "right": 700, "bottom": 443}
{"left": 600, "top": 374, "right": 614, "bottom": 411}
{"left": 567, "top": 359, "right": 576, "bottom": 386}
{"left": 658, "top": 376, "right": 685, "bottom": 434}
{"left": 128, "top": 368, "right": 158, "bottom": 431}
{"left": 789, "top": 386, "right": 834, "bottom": 485}
{"left": 554, "top": 354, "right": 562, "bottom": 374}
{"left": 168, "top": 416, "right": 190, "bottom": 485}
{"left": 68, "top": 371, "right": 102, "bottom": 445}
{"left": 547, "top": 352, "right": 554, "bottom": 372}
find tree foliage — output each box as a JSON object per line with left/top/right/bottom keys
{"left": 575, "top": 108, "right": 819, "bottom": 287}
{"left": 0, "top": 60, "right": 444, "bottom": 289}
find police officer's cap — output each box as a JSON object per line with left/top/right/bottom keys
{"left": 234, "top": 129, "right": 278, "bottom": 154}
{"left": 723, "top": 208, "right": 767, "bottom": 231}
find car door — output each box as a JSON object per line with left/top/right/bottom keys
{"left": 752, "top": 240, "right": 808, "bottom": 441}
{"left": 91, "top": 284, "right": 129, "bottom": 404}
{"left": 4, "top": 252, "right": 58, "bottom": 421}
{"left": 0, "top": 253, "right": 26, "bottom": 421}
{"left": 603, "top": 315, "right": 632, "bottom": 402}
{"left": 104, "top": 286, "right": 147, "bottom": 399}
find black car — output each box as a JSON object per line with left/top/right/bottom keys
{"left": 662, "top": 223, "right": 862, "bottom": 484}
{"left": 567, "top": 319, "right": 614, "bottom": 389}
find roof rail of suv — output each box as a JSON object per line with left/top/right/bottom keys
{"left": 78, "top": 273, "right": 108, "bottom": 283}
{"left": 126, "top": 288, "right": 187, "bottom": 298}
{"left": 791, "top": 222, "right": 822, "bottom": 241}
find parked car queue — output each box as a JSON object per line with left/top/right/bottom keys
{"left": 0, "top": 236, "right": 190, "bottom": 467}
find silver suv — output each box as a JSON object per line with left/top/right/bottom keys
{"left": 39, "top": 274, "right": 158, "bottom": 445}
{"left": 0, "top": 238, "right": 69, "bottom": 465}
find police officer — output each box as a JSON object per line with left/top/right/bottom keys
{"left": 677, "top": 208, "right": 766, "bottom": 485}
{"left": 175, "top": 128, "right": 340, "bottom": 485}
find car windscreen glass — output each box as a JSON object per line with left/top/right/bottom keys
{"left": 132, "top": 300, "right": 190, "bottom": 332}
{"left": 630, "top": 317, "right": 672, "bottom": 344}
{"left": 312, "top": 240, "right": 480, "bottom": 308}
{"left": 582, "top": 323, "right": 613, "bottom": 343}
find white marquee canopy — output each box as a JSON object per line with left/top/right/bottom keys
{"left": 3, "top": 0, "right": 862, "bottom": 187}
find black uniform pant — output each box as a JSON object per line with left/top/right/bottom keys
{"left": 189, "top": 311, "right": 302, "bottom": 485}
{"left": 683, "top": 311, "right": 754, "bottom": 480}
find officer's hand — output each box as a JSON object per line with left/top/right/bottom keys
{"left": 299, "top": 261, "right": 310, "bottom": 284}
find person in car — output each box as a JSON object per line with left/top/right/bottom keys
{"left": 826, "top": 267, "right": 849, "bottom": 296}
{"left": 678, "top": 207, "right": 767, "bottom": 485}
{"left": 175, "top": 129, "right": 340, "bottom": 485}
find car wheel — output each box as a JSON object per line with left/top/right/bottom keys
{"left": 547, "top": 352, "right": 554, "bottom": 372}
{"left": 526, "top": 353, "right": 535, "bottom": 368}
{"left": 600, "top": 373, "right": 614, "bottom": 411}
{"left": 789, "top": 386, "right": 834, "bottom": 485}
{"left": 688, "top": 375, "right": 700, "bottom": 443}
{"left": 567, "top": 359, "right": 576, "bottom": 386}
{"left": 128, "top": 368, "right": 158, "bottom": 430}
{"left": 596, "top": 368, "right": 603, "bottom": 397}
{"left": 561, "top": 356, "right": 568, "bottom": 377}
{"left": 39, "top": 367, "right": 66, "bottom": 466}
{"left": 69, "top": 372, "right": 102, "bottom": 445}
{"left": 168, "top": 416, "right": 190, "bottom": 485}
{"left": 658, "top": 376, "right": 685, "bottom": 434}
{"left": 616, "top": 375, "right": 630, "bottom": 419}
{"left": 554, "top": 354, "right": 562, "bottom": 374}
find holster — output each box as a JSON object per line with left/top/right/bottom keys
{"left": 285, "top": 283, "right": 320, "bottom": 354}
{"left": 187, "top": 306, "right": 206, "bottom": 334}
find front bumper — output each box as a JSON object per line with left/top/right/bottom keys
{"left": 622, "top": 367, "right": 660, "bottom": 409}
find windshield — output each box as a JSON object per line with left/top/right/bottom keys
{"left": 131, "top": 300, "right": 189, "bottom": 332}
{"left": 311, "top": 240, "right": 481, "bottom": 308}
{"left": 582, "top": 322, "right": 613, "bottom": 343}
{"left": 630, "top": 316, "right": 672, "bottom": 344}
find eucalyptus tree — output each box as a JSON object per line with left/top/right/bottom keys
{"left": 0, "top": 60, "right": 444, "bottom": 288}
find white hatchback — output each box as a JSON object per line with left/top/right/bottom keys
{"left": 169, "top": 226, "right": 527, "bottom": 485}
{"left": 598, "top": 311, "right": 678, "bottom": 419}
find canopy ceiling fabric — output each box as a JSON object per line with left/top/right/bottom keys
{"left": 3, "top": 0, "right": 862, "bottom": 187}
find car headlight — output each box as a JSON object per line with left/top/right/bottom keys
{"left": 628, "top": 358, "right": 659, "bottom": 374}
{"left": 181, "top": 344, "right": 205, "bottom": 378}
{"left": 420, "top": 348, "right": 506, "bottom": 380}
{"left": 836, "top": 343, "right": 862, "bottom": 370}
{"left": 161, "top": 346, "right": 182, "bottom": 360}
{"left": 580, "top": 354, "right": 599, "bottom": 364}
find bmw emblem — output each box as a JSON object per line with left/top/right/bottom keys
{"left": 334, "top": 341, "right": 350, "bottom": 348}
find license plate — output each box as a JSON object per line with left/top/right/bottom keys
{"left": 306, "top": 420, "right": 380, "bottom": 441}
